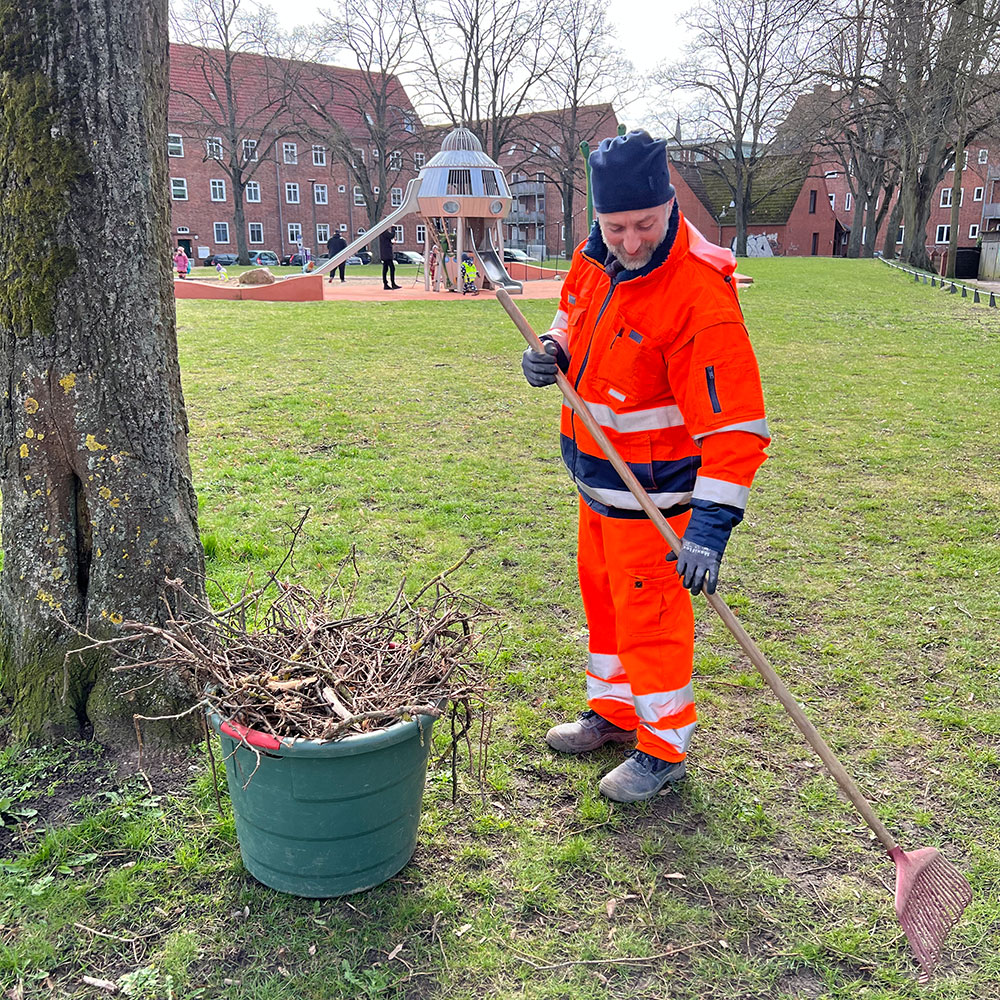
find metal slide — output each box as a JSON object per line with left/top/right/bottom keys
{"left": 307, "top": 178, "right": 422, "bottom": 277}
{"left": 469, "top": 228, "right": 523, "bottom": 293}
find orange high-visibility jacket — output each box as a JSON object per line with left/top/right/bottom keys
{"left": 544, "top": 212, "right": 769, "bottom": 540}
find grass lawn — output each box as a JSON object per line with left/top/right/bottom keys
{"left": 2, "top": 258, "right": 999, "bottom": 998}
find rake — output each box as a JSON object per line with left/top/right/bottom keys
{"left": 497, "top": 288, "right": 972, "bottom": 980}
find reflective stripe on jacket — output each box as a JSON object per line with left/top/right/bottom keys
{"left": 548, "top": 211, "right": 769, "bottom": 520}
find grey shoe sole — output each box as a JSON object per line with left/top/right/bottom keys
{"left": 545, "top": 724, "right": 636, "bottom": 754}
{"left": 599, "top": 761, "right": 687, "bottom": 802}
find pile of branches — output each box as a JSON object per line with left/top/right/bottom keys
{"left": 102, "top": 551, "right": 498, "bottom": 744}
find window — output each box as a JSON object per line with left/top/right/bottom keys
{"left": 242, "top": 139, "right": 257, "bottom": 162}
{"left": 970, "top": 224, "right": 980, "bottom": 239}
{"left": 353, "top": 148, "right": 365, "bottom": 165}
{"left": 245, "top": 180, "right": 261, "bottom": 203}
{"left": 828, "top": 193, "right": 835, "bottom": 209}
{"left": 845, "top": 192, "right": 852, "bottom": 211}
{"left": 416, "top": 223, "right": 426, "bottom": 244}
{"left": 288, "top": 222, "right": 302, "bottom": 243}
{"left": 388, "top": 150, "right": 402, "bottom": 170}
{"left": 536, "top": 171, "right": 545, "bottom": 182}
{"left": 949, "top": 151, "right": 969, "bottom": 170}
{"left": 508, "top": 144, "right": 517, "bottom": 155}
{"left": 354, "top": 186, "right": 365, "bottom": 206}
{"left": 823, "top": 170, "right": 839, "bottom": 178}
{"left": 337, "top": 185, "right": 346, "bottom": 193}
{"left": 393, "top": 225, "right": 404, "bottom": 242}
{"left": 339, "top": 224, "right": 347, "bottom": 232}
{"left": 810, "top": 232, "right": 819, "bottom": 255}
{"left": 167, "top": 134, "right": 184, "bottom": 157}
{"left": 896, "top": 226, "right": 904, "bottom": 244}
{"left": 511, "top": 171, "right": 523, "bottom": 182}
{"left": 373, "top": 186, "right": 379, "bottom": 195}
{"left": 316, "top": 223, "right": 329, "bottom": 243}
{"left": 285, "top": 182, "right": 300, "bottom": 204}
{"left": 312, "top": 145, "right": 327, "bottom": 166}
{"left": 979, "top": 149, "right": 989, "bottom": 164}
{"left": 248, "top": 222, "right": 263, "bottom": 244}
{"left": 974, "top": 186, "right": 984, "bottom": 202}
{"left": 314, "top": 183, "right": 328, "bottom": 205}
{"left": 357, "top": 227, "right": 366, "bottom": 236}
{"left": 372, "top": 147, "right": 380, "bottom": 160}
{"left": 941, "top": 188, "right": 952, "bottom": 207}
{"left": 283, "top": 142, "right": 298, "bottom": 164}
{"left": 214, "top": 222, "right": 230, "bottom": 243}
{"left": 210, "top": 178, "right": 226, "bottom": 202}
{"left": 447, "top": 169, "right": 473, "bottom": 195}
{"left": 170, "top": 178, "right": 188, "bottom": 200}
{"left": 808, "top": 190, "right": 817, "bottom": 213}
{"left": 561, "top": 223, "right": 565, "bottom": 240}
{"left": 482, "top": 171, "right": 500, "bottom": 196}
{"left": 206, "top": 136, "right": 223, "bottom": 159}
{"left": 935, "top": 224, "right": 950, "bottom": 243}
{"left": 391, "top": 187, "right": 402, "bottom": 207}
{"left": 550, "top": 144, "right": 560, "bottom": 156}
{"left": 414, "top": 152, "right": 425, "bottom": 169}
{"left": 177, "top": 226, "right": 190, "bottom": 234}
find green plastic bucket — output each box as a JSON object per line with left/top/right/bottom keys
{"left": 208, "top": 711, "right": 436, "bottom": 897}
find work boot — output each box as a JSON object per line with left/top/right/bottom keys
{"left": 598, "top": 749, "right": 686, "bottom": 803}
{"left": 545, "top": 709, "right": 635, "bottom": 754}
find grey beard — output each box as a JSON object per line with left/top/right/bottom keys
{"left": 603, "top": 217, "right": 671, "bottom": 270}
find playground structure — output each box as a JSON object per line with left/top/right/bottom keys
{"left": 313, "top": 127, "right": 524, "bottom": 294}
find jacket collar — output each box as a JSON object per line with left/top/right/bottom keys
{"left": 582, "top": 201, "right": 682, "bottom": 284}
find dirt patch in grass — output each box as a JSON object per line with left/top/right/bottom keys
{"left": 0, "top": 726, "right": 197, "bottom": 859}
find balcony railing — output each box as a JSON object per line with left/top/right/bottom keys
{"left": 982, "top": 202, "right": 1000, "bottom": 219}
{"left": 509, "top": 180, "right": 545, "bottom": 195}
{"left": 506, "top": 209, "right": 546, "bottom": 224}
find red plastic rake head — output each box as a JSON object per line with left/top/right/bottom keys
{"left": 891, "top": 846, "right": 972, "bottom": 981}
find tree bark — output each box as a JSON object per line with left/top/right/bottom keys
{"left": 0, "top": 0, "right": 204, "bottom": 748}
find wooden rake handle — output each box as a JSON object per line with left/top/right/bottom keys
{"left": 497, "top": 288, "right": 897, "bottom": 852}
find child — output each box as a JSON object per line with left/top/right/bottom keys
{"left": 214, "top": 260, "right": 229, "bottom": 281}
{"left": 173, "top": 246, "right": 188, "bottom": 279}
{"left": 461, "top": 253, "right": 479, "bottom": 295}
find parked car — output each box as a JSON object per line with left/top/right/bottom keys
{"left": 503, "top": 248, "right": 536, "bottom": 264}
{"left": 393, "top": 250, "right": 424, "bottom": 265}
{"left": 356, "top": 249, "right": 372, "bottom": 264}
{"left": 345, "top": 255, "right": 364, "bottom": 265}
{"left": 247, "top": 250, "right": 279, "bottom": 266}
{"left": 205, "top": 252, "right": 238, "bottom": 267}
{"left": 281, "top": 252, "right": 309, "bottom": 266}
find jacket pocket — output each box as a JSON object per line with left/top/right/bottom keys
{"left": 705, "top": 365, "right": 722, "bottom": 413}
{"left": 592, "top": 327, "right": 668, "bottom": 405}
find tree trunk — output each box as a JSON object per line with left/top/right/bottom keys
{"left": 0, "top": 0, "right": 205, "bottom": 748}
{"left": 233, "top": 178, "right": 250, "bottom": 265}
{"left": 899, "top": 168, "right": 936, "bottom": 272}
{"left": 881, "top": 195, "right": 904, "bottom": 260}
{"left": 946, "top": 143, "right": 964, "bottom": 279}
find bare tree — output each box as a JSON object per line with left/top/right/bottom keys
{"left": 171, "top": 0, "right": 303, "bottom": 264}
{"left": 813, "top": 0, "right": 902, "bottom": 257}
{"left": 531, "top": 0, "right": 631, "bottom": 257}
{"left": 305, "top": 0, "right": 423, "bottom": 253}
{"left": 883, "top": 0, "right": 1000, "bottom": 270}
{"left": 411, "top": 0, "right": 557, "bottom": 162}
{"left": 0, "top": 0, "right": 204, "bottom": 747}
{"left": 651, "top": 0, "right": 825, "bottom": 255}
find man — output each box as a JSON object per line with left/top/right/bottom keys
{"left": 379, "top": 229, "right": 401, "bottom": 290}
{"left": 521, "top": 130, "right": 769, "bottom": 803}
{"left": 326, "top": 228, "right": 348, "bottom": 283}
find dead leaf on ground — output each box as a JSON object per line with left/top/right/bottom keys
{"left": 387, "top": 942, "right": 405, "bottom": 961}
{"left": 606, "top": 898, "right": 617, "bottom": 918}
{"left": 454, "top": 923, "right": 473, "bottom": 937}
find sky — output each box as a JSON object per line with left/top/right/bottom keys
{"left": 271, "top": 1, "right": 695, "bottom": 102}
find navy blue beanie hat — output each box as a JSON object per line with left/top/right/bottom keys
{"left": 589, "top": 130, "right": 675, "bottom": 214}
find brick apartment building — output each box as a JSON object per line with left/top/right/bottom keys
{"left": 167, "top": 44, "right": 621, "bottom": 265}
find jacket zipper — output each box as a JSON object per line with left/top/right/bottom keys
{"left": 705, "top": 365, "right": 722, "bottom": 413}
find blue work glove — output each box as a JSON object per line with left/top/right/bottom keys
{"left": 521, "top": 337, "right": 568, "bottom": 387}
{"left": 666, "top": 540, "right": 722, "bottom": 595}
{"left": 667, "top": 498, "right": 744, "bottom": 596}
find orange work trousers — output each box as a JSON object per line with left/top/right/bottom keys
{"left": 577, "top": 497, "right": 697, "bottom": 762}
